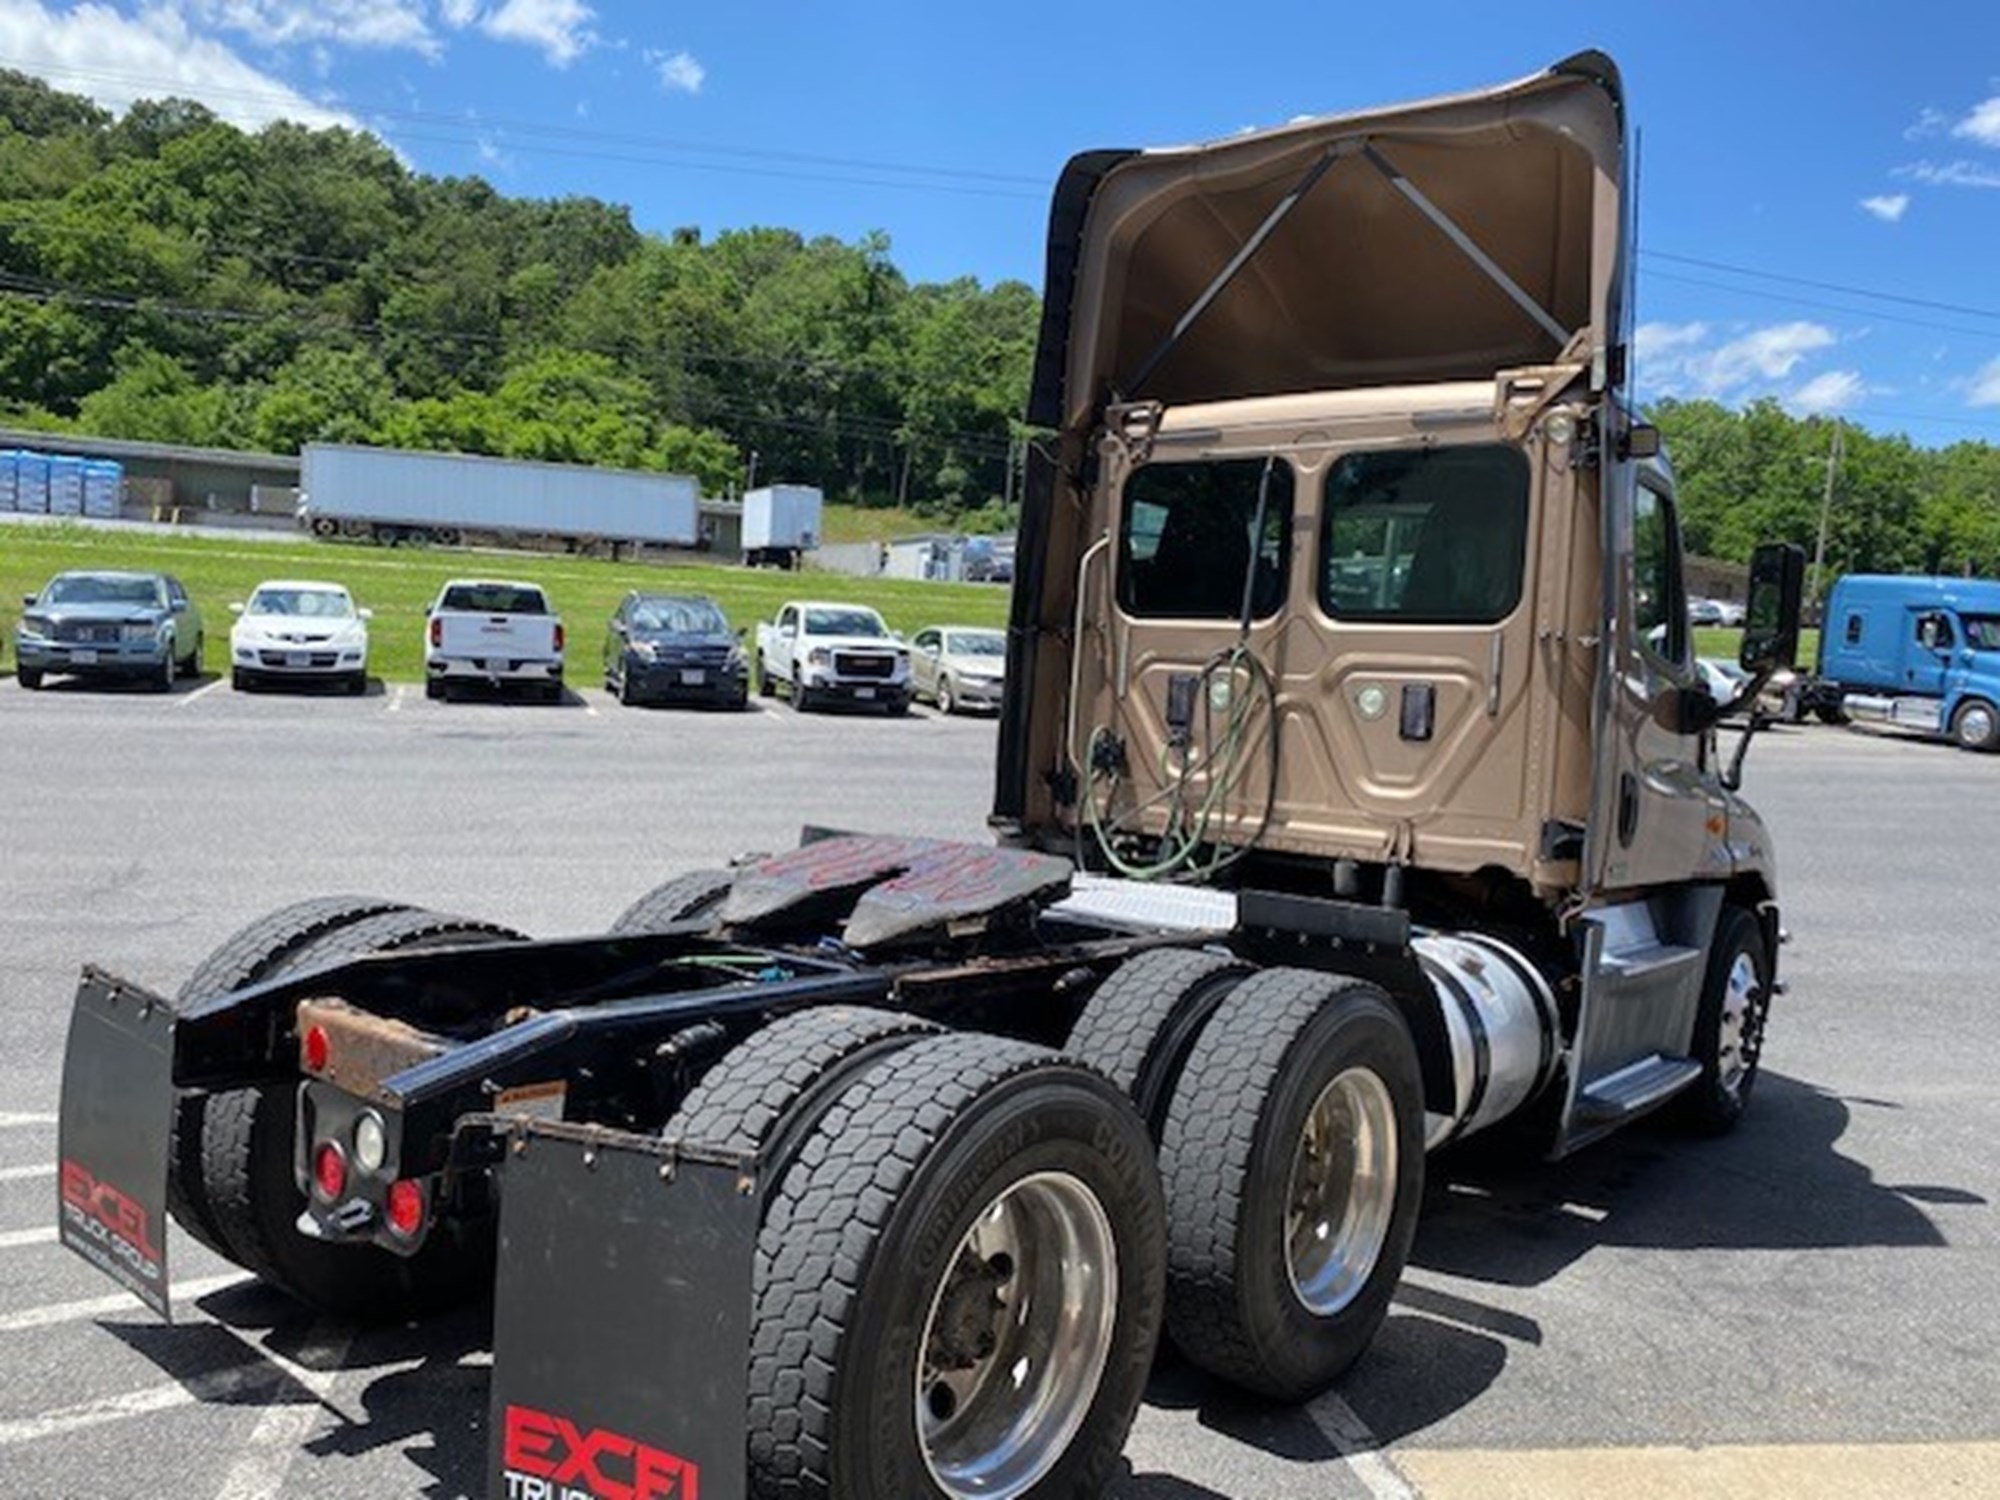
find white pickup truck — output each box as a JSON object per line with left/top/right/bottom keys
{"left": 424, "top": 578, "right": 565, "bottom": 702}
{"left": 755, "top": 599, "right": 911, "bottom": 713}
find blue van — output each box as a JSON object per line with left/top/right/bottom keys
{"left": 1802, "top": 574, "right": 2000, "bottom": 750}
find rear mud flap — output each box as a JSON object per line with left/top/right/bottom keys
{"left": 56, "top": 968, "right": 176, "bottom": 1318}
{"left": 487, "top": 1121, "right": 755, "bottom": 1500}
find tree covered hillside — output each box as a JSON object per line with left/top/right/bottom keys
{"left": 0, "top": 71, "right": 1036, "bottom": 525}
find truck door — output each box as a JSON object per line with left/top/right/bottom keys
{"left": 1906, "top": 610, "right": 1955, "bottom": 696}
{"left": 1596, "top": 467, "right": 1718, "bottom": 891}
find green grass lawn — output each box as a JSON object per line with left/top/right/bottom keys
{"left": 1693, "top": 626, "right": 1820, "bottom": 668}
{"left": 0, "top": 522, "right": 1009, "bottom": 684}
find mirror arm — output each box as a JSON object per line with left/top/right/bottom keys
{"left": 1719, "top": 663, "right": 1781, "bottom": 791}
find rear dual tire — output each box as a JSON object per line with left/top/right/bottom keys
{"left": 742, "top": 1031, "right": 1163, "bottom": 1500}
{"left": 170, "top": 900, "right": 524, "bottom": 1317}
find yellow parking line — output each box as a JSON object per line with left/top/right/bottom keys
{"left": 1396, "top": 1440, "right": 2000, "bottom": 1500}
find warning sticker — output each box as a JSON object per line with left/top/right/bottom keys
{"left": 494, "top": 1080, "right": 567, "bottom": 1123}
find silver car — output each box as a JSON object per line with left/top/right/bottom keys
{"left": 910, "top": 625, "right": 1007, "bottom": 714}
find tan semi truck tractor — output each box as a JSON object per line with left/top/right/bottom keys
{"left": 56, "top": 50, "right": 1801, "bottom": 1500}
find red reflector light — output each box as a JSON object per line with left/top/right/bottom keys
{"left": 386, "top": 1179, "right": 426, "bottom": 1238}
{"left": 313, "top": 1142, "right": 346, "bottom": 1201}
{"left": 302, "top": 1025, "right": 330, "bottom": 1073}
{"left": 428, "top": 617, "right": 442, "bottom": 648}
{"left": 553, "top": 622, "right": 565, "bottom": 653}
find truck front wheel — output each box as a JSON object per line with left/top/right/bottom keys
{"left": 1159, "top": 969, "right": 1424, "bottom": 1400}
{"left": 1673, "top": 906, "right": 1772, "bottom": 1136}
{"left": 1951, "top": 697, "right": 2000, "bottom": 751}
{"left": 748, "top": 1035, "right": 1164, "bottom": 1500}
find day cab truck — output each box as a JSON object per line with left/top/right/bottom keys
{"left": 424, "top": 578, "right": 566, "bottom": 703}
{"left": 56, "top": 51, "right": 1805, "bottom": 1500}
{"left": 754, "top": 598, "right": 913, "bottom": 712}
{"left": 1788, "top": 573, "right": 2000, "bottom": 750}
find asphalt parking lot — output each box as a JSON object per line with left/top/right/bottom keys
{"left": 0, "top": 679, "right": 1995, "bottom": 1498}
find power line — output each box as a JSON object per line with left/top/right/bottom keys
{"left": 1643, "top": 250, "right": 2000, "bottom": 324}
{"left": 1642, "top": 268, "right": 2000, "bottom": 345}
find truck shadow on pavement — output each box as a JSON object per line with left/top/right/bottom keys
{"left": 100, "top": 1073, "right": 1976, "bottom": 1498}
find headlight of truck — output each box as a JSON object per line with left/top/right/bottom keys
{"left": 121, "top": 621, "right": 159, "bottom": 641}
{"left": 725, "top": 645, "right": 747, "bottom": 672}
{"left": 808, "top": 647, "right": 831, "bottom": 666}
{"left": 21, "top": 615, "right": 52, "bottom": 638}
{"left": 630, "top": 640, "right": 659, "bottom": 661}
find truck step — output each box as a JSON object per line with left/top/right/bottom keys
{"left": 1596, "top": 941, "right": 1703, "bottom": 985}
{"left": 1573, "top": 1053, "right": 1702, "bottom": 1126}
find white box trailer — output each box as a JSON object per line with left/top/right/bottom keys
{"left": 300, "top": 444, "right": 701, "bottom": 551}
{"left": 740, "top": 485, "right": 823, "bottom": 569}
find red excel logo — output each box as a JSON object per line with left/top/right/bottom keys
{"left": 501, "top": 1404, "right": 699, "bottom": 1500}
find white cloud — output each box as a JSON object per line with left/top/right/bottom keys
{"left": 1952, "top": 96, "right": 2000, "bottom": 148}
{"left": 1970, "top": 357, "right": 2000, "bottom": 409}
{"left": 439, "top": 0, "right": 476, "bottom": 24}
{"left": 1859, "top": 193, "right": 1909, "bottom": 223}
{"left": 189, "top": 0, "right": 435, "bottom": 54}
{"left": 645, "top": 46, "right": 702, "bottom": 95}
{"left": 1634, "top": 320, "right": 1710, "bottom": 362}
{"left": 1637, "top": 320, "right": 1845, "bottom": 405}
{"left": 1786, "top": 370, "right": 1866, "bottom": 415}
{"left": 1900, "top": 159, "right": 2000, "bottom": 189}
{"left": 477, "top": 0, "right": 594, "bottom": 66}
{"left": 0, "top": 0, "right": 361, "bottom": 130}
{"left": 1905, "top": 106, "right": 1950, "bottom": 141}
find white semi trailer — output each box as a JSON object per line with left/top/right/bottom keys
{"left": 300, "top": 444, "right": 701, "bottom": 554}
{"left": 740, "top": 484, "right": 823, "bottom": 569}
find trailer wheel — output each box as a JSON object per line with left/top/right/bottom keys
{"left": 1673, "top": 906, "right": 1772, "bottom": 1136}
{"left": 1065, "top": 946, "right": 1254, "bottom": 1137}
{"left": 666, "top": 1006, "right": 941, "bottom": 1180}
{"left": 749, "top": 1035, "right": 1164, "bottom": 1500}
{"left": 196, "top": 909, "right": 525, "bottom": 1316}
{"left": 610, "top": 868, "right": 734, "bottom": 934}
{"left": 168, "top": 896, "right": 413, "bottom": 1256}
{"left": 1159, "top": 969, "right": 1424, "bottom": 1400}
{"left": 1951, "top": 697, "right": 2000, "bottom": 751}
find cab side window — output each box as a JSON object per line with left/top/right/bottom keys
{"left": 1917, "top": 613, "right": 1955, "bottom": 650}
{"left": 1632, "top": 481, "right": 1688, "bottom": 670}
{"left": 1844, "top": 613, "right": 1864, "bottom": 646}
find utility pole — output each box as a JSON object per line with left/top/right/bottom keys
{"left": 1809, "top": 421, "right": 1843, "bottom": 608}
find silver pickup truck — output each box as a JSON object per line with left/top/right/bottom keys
{"left": 423, "top": 578, "right": 565, "bottom": 702}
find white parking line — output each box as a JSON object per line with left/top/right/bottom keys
{"left": 210, "top": 1323, "right": 354, "bottom": 1500}
{"left": 0, "top": 1227, "right": 56, "bottom": 1250}
{"left": 0, "top": 1272, "right": 246, "bottom": 1333}
{"left": 0, "top": 1364, "right": 275, "bottom": 1449}
{"left": 0, "top": 1113, "right": 55, "bottom": 1129}
{"left": 1307, "top": 1392, "right": 1421, "bottom": 1500}
{"left": 173, "top": 679, "right": 228, "bottom": 710}
{"left": 385, "top": 683, "right": 405, "bottom": 713}
{"left": 0, "top": 1163, "right": 53, "bottom": 1183}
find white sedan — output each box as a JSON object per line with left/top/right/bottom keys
{"left": 229, "top": 580, "right": 372, "bottom": 694}
{"left": 910, "top": 625, "right": 1007, "bottom": 714}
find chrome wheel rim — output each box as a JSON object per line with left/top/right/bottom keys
{"left": 1959, "top": 704, "right": 1994, "bottom": 747}
{"left": 916, "top": 1170, "right": 1118, "bottom": 1500}
{"left": 1285, "top": 1067, "right": 1398, "bottom": 1317}
{"left": 1716, "top": 951, "right": 1762, "bottom": 1097}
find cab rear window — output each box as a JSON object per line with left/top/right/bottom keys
{"left": 1318, "top": 445, "right": 1529, "bottom": 623}
{"left": 1117, "top": 457, "right": 1293, "bottom": 620}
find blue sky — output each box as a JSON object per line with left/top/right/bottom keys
{"left": 1, "top": 1, "right": 1997, "bottom": 446}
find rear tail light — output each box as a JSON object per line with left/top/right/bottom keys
{"left": 312, "top": 1141, "right": 347, "bottom": 1201}
{"left": 386, "top": 1179, "right": 426, "bottom": 1238}
{"left": 428, "top": 617, "right": 441, "bottom": 648}
{"left": 553, "top": 622, "right": 565, "bottom": 653}
{"left": 302, "top": 1024, "right": 330, "bottom": 1074}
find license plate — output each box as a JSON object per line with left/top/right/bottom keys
{"left": 854, "top": 686, "right": 876, "bottom": 700}
{"left": 679, "top": 669, "right": 706, "bottom": 686}
{"left": 288, "top": 653, "right": 313, "bottom": 667}
{"left": 71, "top": 649, "right": 99, "bottom": 664}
